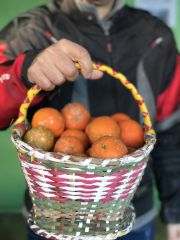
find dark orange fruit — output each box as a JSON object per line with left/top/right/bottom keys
{"left": 32, "top": 107, "right": 65, "bottom": 137}
{"left": 90, "top": 136, "right": 128, "bottom": 159}
{"left": 54, "top": 136, "right": 85, "bottom": 155}
{"left": 119, "top": 119, "right": 145, "bottom": 148}
{"left": 61, "top": 102, "right": 91, "bottom": 130}
{"left": 24, "top": 126, "right": 54, "bottom": 151}
{"left": 61, "top": 129, "right": 89, "bottom": 148}
{"left": 85, "top": 116, "right": 120, "bottom": 143}
{"left": 112, "top": 113, "right": 130, "bottom": 123}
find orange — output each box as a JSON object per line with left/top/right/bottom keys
{"left": 54, "top": 136, "right": 85, "bottom": 154}
{"left": 24, "top": 126, "right": 54, "bottom": 151}
{"left": 85, "top": 116, "right": 120, "bottom": 143}
{"left": 90, "top": 136, "right": 128, "bottom": 159}
{"left": 112, "top": 113, "right": 130, "bottom": 123}
{"left": 61, "top": 102, "right": 91, "bottom": 130}
{"left": 32, "top": 107, "right": 65, "bottom": 137}
{"left": 119, "top": 119, "right": 145, "bottom": 148}
{"left": 61, "top": 129, "right": 89, "bottom": 148}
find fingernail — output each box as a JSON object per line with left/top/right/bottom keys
{"left": 90, "top": 70, "right": 103, "bottom": 79}
{"left": 84, "top": 72, "right": 92, "bottom": 79}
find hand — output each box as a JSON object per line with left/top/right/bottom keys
{"left": 167, "top": 224, "right": 180, "bottom": 240}
{"left": 28, "top": 39, "right": 103, "bottom": 91}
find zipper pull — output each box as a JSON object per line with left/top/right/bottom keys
{"left": 106, "top": 42, "right": 112, "bottom": 53}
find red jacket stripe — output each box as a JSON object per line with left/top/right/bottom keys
{"left": 156, "top": 56, "right": 180, "bottom": 122}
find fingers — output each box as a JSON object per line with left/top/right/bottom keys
{"left": 48, "top": 48, "right": 79, "bottom": 81}
{"left": 89, "top": 69, "right": 103, "bottom": 79}
{"left": 28, "top": 56, "right": 63, "bottom": 91}
{"left": 58, "top": 39, "right": 103, "bottom": 79}
{"left": 28, "top": 68, "right": 55, "bottom": 91}
{"left": 167, "top": 224, "right": 180, "bottom": 240}
{"left": 38, "top": 58, "right": 66, "bottom": 85}
{"left": 27, "top": 39, "right": 103, "bottom": 91}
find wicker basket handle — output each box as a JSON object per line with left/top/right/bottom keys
{"left": 13, "top": 62, "right": 156, "bottom": 139}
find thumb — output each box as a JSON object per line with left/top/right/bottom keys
{"left": 167, "top": 224, "right": 180, "bottom": 240}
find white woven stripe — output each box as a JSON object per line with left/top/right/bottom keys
{"left": 21, "top": 161, "right": 49, "bottom": 171}
{"left": 101, "top": 159, "right": 111, "bottom": 167}
{"left": 81, "top": 158, "right": 94, "bottom": 166}
{"left": 113, "top": 170, "right": 135, "bottom": 200}
{"left": 33, "top": 175, "right": 54, "bottom": 182}
{"left": 21, "top": 164, "right": 35, "bottom": 194}
{"left": 93, "top": 176, "right": 111, "bottom": 202}
{"left": 63, "top": 167, "right": 84, "bottom": 171}
{"left": 57, "top": 186, "right": 110, "bottom": 192}
{"left": 63, "top": 181, "right": 110, "bottom": 187}
{"left": 113, "top": 166, "right": 146, "bottom": 199}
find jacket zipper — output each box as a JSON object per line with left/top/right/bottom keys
{"left": 103, "top": 29, "right": 113, "bottom": 66}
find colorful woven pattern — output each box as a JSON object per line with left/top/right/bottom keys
{"left": 11, "top": 63, "right": 156, "bottom": 239}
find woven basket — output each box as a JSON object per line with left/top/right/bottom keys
{"left": 11, "top": 63, "right": 156, "bottom": 240}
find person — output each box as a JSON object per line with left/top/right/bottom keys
{"left": 0, "top": 0, "right": 180, "bottom": 239}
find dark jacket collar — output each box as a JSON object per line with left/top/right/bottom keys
{"left": 57, "top": 0, "right": 128, "bottom": 34}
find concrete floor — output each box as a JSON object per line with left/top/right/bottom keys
{"left": 0, "top": 214, "right": 165, "bottom": 240}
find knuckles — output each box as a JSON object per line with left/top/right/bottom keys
{"left": 65, "top": 67, "right": 78, "bottom": 80}
{"left": 27, "top": 39, "right": 90, "bottom": 86}
{"left": 78, "top": 48, "right": 89, "bottom": 60}
{"left": 41, "top": 82, "right": 54, "bottom": 91}
{"left": 58, "top": 38, "right": 70, "bottom": 48}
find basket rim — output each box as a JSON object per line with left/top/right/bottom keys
{"left": 11, "top": 126, "right": 156, "bottom": 166}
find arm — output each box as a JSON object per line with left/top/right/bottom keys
{"left": 0, "top": 52, "right": 28, "bottom": 129}
{"left": 0, "top": 8, "right": 51, "bottom": 129}
{"left": 0, "top": 9, "right": 102, "bottom": 130}
{"left": 150, "top": 25, "right": 180, "bottom": 240}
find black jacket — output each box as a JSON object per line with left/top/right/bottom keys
{"left": 0, "top": 0, "right": 180, "bottom": 223}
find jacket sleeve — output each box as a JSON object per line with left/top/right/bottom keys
{"left": 151, "top": 25, "right": 180, "bottom": 223}
{"left": 0, "top": 7, "right": 52, "bottom": 130}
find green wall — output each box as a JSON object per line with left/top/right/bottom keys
{"left": 0, "top": 0, "right": 48, "bottom": 213}
{"left": 0, "top": 0, "right": 179, "bottom": 212}
{"left": 0, "top": 0, "right": 48, "bottom": 28}
{"left": 174, "top": 1, "right": 180, "bottom": 49}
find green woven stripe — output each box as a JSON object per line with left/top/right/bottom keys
{"left": 31, "top": 195, "right": 130, "bottom": 213}
{"left": 34, "top": 219, "right": 126, "bottom": 235}
{"left": 43, "top": 162, "right": 139, "bottom": 174}
{"left": 30, "top": 194, "right": 133, "bottom": 235}
{"left": 33, "top": 208, "right": 132, "bottom": 235}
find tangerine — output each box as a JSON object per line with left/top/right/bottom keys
{"left": 61, "top": 102, "right": 91, "bottom": 130}
{"left": 54, "top": 136, "right": 85, "bottom": 154}
{"left": 112, "top": 113, "right": 130, "bottom": 123}
{"left": 61, "top": 129, "right": 89, "bottom": 148}
{"left": 24, "top": 126, "right": 54, "bottom": 151}
{"left": 119, "top": 119, "right": 145, "bottom": 148}
{"left": 90, "top": 136, "right": 128, "bottom": 159}
{"left": 85, "top": 116, "right": 120, "bottom": 143}
{"left": 32, "top": 107, "right": 65, "bottom": 137}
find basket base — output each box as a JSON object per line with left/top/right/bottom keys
{"left": 28, "top": 206, "right": 135, "bottom": 240}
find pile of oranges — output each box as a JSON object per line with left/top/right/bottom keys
{"left": 24, "top": 102, "right": 145, "bottom": 159}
